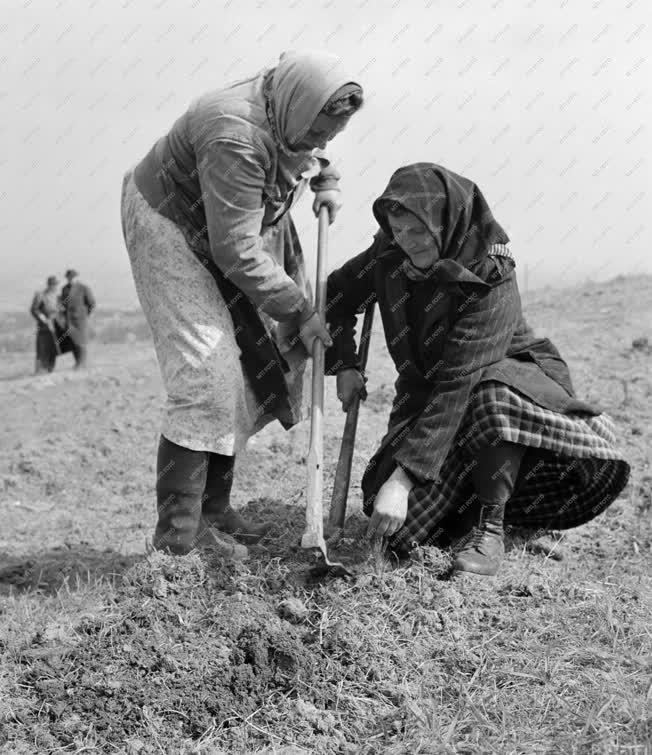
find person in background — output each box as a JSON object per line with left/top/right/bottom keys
{"left": 326, "top": 162, "right": 630, "bottom": 578}
{"left": 30, "top": 275, "right": 61, "bottom": 374}
{"left": 121, "top": 50, "right": 364, "bottom": 560}
{"left": 60, "top": 269, "right": 96, "bottom": 369}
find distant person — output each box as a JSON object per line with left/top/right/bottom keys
{"left": 326, "top": 163, "right": 630, "bottom": 577}
{"left": 60, "top": 269, "right": 96, "bottom": 369}
{"left": 121, "top": 50, "right": 363, "bottom": 558}
{"left": 30, "top": 275, "right": 61, "bottom": 374}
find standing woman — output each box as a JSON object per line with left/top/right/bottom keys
{"left": 30, "top": 275, "right": 61, "bottom": 374}
{"left": 326, "top": 163, "right": 630, "bottom": 577}
{"left": 121, "top": 51, "right": 363, "bottom": 558}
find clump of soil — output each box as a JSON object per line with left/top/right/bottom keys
{"left": 278, "top": 596, "right": 309, "bottom": 623}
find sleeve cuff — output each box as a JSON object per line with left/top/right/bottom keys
{"left": 324, "top": 328, "right": 361, "bottom": 375}
{"left": 392, "top": 448, "right": 436, "bottom": 485}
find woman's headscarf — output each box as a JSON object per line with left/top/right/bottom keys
{"left": 372, "top": 163, "right": 510, "bottom": 284}
{"left": 267, "top": 50, "right": 361, "bottom": 154}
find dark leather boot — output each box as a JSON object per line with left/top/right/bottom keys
{"left": 153, "top": 436, "right": 207, "bottom": 555}
{"left": 435, "top": 495, "right": 482, "bottom": 547}
{"left": 453, "top": 499, "right": 506, "bottom": 576}
{"left": 201, "top": 453, "right": 272, "bottom": 544}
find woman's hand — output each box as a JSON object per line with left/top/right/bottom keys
{"left": 336, "top": 368, "right": 367, "bottom": 412}
{"left": 312, "top": 189, "right": 342, "bottom": 224}
{"left": 366, "top": 466, "right": 413, "bottom": 539}
{"left": 298, "top": 311, "right": 333, "bottom": 354}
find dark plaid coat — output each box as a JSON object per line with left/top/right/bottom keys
{"left": 325, "top": 164, "right": 601, "bottom": 498}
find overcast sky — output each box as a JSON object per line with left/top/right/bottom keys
{"left": 2, "top": 0, "right": 650, "bottom": 311}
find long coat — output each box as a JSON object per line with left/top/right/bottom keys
{"left": 60, "top": 281, "right": 96, "bottom": 346}
{"left": 30, "top": 288, "right": 60, "bottom": 370}
{"left": 325, "top": 233, "right": 601, "bottom": 497}
{"left": 30, "top": 289, "right": 59, "bottom": 331}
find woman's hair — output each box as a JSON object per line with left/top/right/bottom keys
{"left": 322, "top": 85, "right": 364, "bottom": 117}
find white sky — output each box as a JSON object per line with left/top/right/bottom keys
{"left": 2, "top": 0, "right": 650, "bottom": 310}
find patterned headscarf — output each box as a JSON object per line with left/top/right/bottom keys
{"left": 265, "top": 50, "right": 361, "bottom": 155}
{"left": 372, "top": 163, "right": 510, "bottom": 283}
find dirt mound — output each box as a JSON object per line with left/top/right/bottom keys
{"left": 3, "top": 540, "right": 465, "bottom": 752}
{"left": 11, "top": 552, "right": 347, "bottom": 751}
{"left": 4, "top": 515, "right": 652, "bottom": 753}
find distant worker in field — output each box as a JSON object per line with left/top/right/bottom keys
{"left": 120, "top": 50, "right": 363, "bottom": 558}
{"left": 30, "top": 275, "right": 61, "bottom": 374}
{"left": 326, "top": 163, "right": 630, "bottom": 578}
{"left": 60, "top": 269, "right": 96, "bottom": 369}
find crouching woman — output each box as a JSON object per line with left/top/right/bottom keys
{"left": 325, "top": 163, "right": 630, "bottom": 576}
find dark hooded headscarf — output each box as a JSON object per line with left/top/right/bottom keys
{"left": 372, "top": 163, "right": 510, "bottom": 286}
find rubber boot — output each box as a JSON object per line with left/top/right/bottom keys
{"left": 200, "top": 453, "right": 272, "bottom": 544}
{"left": 194, "top": 517, "right": 249, "bottom": 560}
{"left": 153, "top": 436, "right": 207, "bottom": 555}
{"left": 453, "top": 499, "right": 506, "bottom": 576}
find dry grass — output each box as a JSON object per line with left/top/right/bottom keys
{"left": 1, "top": 530, "right": 650, "bottom": 753}
{"left": 1, "top": 275, "right": 651, "bottom": 753}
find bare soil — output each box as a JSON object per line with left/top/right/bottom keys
{"left": 0, "top": 275, "right": 650, "bottom": 753}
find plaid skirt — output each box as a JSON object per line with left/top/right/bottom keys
{"left": 387, "top": 381, "right": 631, "bottom": 550}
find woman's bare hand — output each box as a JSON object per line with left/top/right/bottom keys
{"left": 298, "top": 311, "right": 332, "bottom": 354}
{"left": 336, "top": 368, "right": 367, "bottom": 411}
{"left": 312, "top": 189, "right": 342, "bottom": 223}
{"left": 366, "top": 466, "right": 413, "bottom": 539}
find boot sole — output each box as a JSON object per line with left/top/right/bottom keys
{"left": 218, "top": 523, "right": 273, "bottom": 544}
{"left": 452, "top": 565, "right": 500, "bottom": 578}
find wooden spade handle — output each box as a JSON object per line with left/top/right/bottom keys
{"left": 328, "top": 302, "right": 375, "bottom": 530}
{"left": 302, "top": 206, "right": 330, "bottom": 551}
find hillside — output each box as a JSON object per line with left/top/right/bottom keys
{"left": 0, "top": 275, "right": 650, "bottom": 753}
{"left": 0, "top": 309, "right": 152, "bottom": 356}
